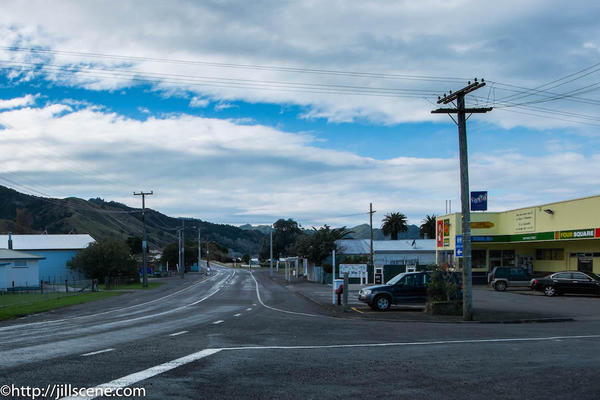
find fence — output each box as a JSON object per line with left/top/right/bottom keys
{"left": 0, "top": 278, "right": 96, "bottom": 309}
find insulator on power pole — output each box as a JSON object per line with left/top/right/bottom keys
{"left": 438, "top": 96, "right": 441, "bottom": 100}
{"left": 443, "top": 93, "right": 447, "bottom": 98}
{"left": 481, "top": 78, "right": 485, "bottom": 83}
{"left": 468, "top": 81, "right": 471, "bottom": 85}
{"left": 449, "top": 90, "right": 453, "bottom": 94}
{"left": 474, "top": 78, "right": 478, "bottom": 82}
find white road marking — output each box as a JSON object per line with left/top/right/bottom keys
{"left": 168, "top": 331, "right": 189, "bottom": 337}
{"left": 233, "top": 313, "right": 242, "bottom": 317}
{"left": 63, "top": 333, "right": 600, "bottom": 399}
{"left": 246, "top": 308, "right": 252, "bottom": 311}
{"left": 0, "top": 271, "right": 227, "bottom": 332}
{"left": 81, "top": 348, "right": 115, "bottom": 357}
{"left": 253, "top": 303, "right": 257, "bottom": 306}
{"left": 61, "top": 349, "right": 221, "bottom": 400}
{"left": 249, "top": 271, "right": 319, "bottom": 317}
{"left": 212, "top": 320, "right": 224, "bottom": 325}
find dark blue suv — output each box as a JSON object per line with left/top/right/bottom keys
{"left": 358, "top": 272, "right": 430, "bottom": 311}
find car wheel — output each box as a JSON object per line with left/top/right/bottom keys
{"left": 495, "top": 281, "right": 507, "bottom": 291}
{"left": 544, "top": 286, "right": 556, "bottom": 297}
{"left": 374, "top": 295, "right": 391, "bottom": 311}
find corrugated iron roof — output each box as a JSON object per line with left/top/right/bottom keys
{"left": 336, "top": 239, "right": 436, "bottom": 253}
{"left": 0, "top": 234, "right": 95, "bottom": 250}
{"left": 0, "top": 249, "right": 45, "bottom": 260}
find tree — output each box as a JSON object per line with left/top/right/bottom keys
{"left": 67, "top": 239, "right": 137, "bottom": 281}
{"left": 294, "top": 225, "right": 353, "bottom": 266}
{"left": 259, "top": 218, "right": 302, "bottom": 259}
{"left": 14, "top": 208, "right": 32, "bottom": 234}
{"left": 241, "top": 254, "right": 250, "bottom": 264}
{"left": 381, "top": 212, "right": 408, "bottom": 240}
{"left": 419, "top": 214, "right": 437, "bottom": 239}
{"left": 126, "top": 236, "right": 143, "bottom": 255}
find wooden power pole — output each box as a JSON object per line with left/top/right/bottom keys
{"left": 432, "top": 79, "right": 492, "bottom": 321}
{"left": 134, "top": 191, "right": 153, "bottom": 288}
{"left": 369, "top": 203, "right": 375, "bottom": 266}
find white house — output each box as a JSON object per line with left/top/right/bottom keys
{"left": 336, "top": 239, "right": 436, "bottom": 266}
{"left": 0, "top": 249, "right": 45, "bottom": 290}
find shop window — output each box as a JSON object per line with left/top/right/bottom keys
{"left": 472, "top": 250, "right": 487, "bottom": 269}
{"left": 536, "top": 249, "right": 564, "bottom": 261}
{"left": 502, "top": 250, "right": 515, "bottom": 267}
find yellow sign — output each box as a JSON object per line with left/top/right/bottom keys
{"left": 471, "top": 221, "right": 495, "bottom": 229}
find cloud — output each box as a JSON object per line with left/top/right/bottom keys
{"left": 214, "top": 102, "right": 237, "bottom": 111}
{"left": 0, "top": 1, "right": 598, "bottom": 129}
{"left": 0, "top": 98, "right": 598, "bottom": 227}
{"left": 0, "top": 94, "right": 39, "bottom": 110}
{"left": 189, "top": 96, "right": 210, "bottom": 108}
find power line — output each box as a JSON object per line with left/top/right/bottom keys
{"left": 0, "top": 46, "right": 468, "bottom": 83}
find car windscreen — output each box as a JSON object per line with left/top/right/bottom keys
{"left": 586, "top": 272, "right": 600, "bottom": 281}
{"left": 387, "top": 272, "right": 408, "bottom": 285}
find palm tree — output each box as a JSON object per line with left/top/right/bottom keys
{"left": 381, "top": 212, "right": 408, "bottom": 240}
{"left": 419, "top": 214, "right": 437, "bottom": 239}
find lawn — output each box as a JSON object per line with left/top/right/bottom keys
{"left": 100, "top": 281, "right": 164, "bottom": 290}
{"left": 0, "top": 291, "right": 122, "bottom": 320}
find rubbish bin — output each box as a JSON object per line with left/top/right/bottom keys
{"left": 333, "top": 278, "right": 344, "bottom": 304}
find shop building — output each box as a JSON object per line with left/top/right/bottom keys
{"left": 435, "top": 195, "right": 600, "bottom": 282}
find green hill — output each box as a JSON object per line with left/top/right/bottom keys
{"left": 0, "top": 186, "right": 264, "bottom": 255}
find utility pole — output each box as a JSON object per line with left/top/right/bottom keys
{"left": 432, "top": 78, "right": 492, "bottom": 321}
{"left": 269, "top": 227, "right": 273, "bottom": 277}
{"left": 197, "top": 226, "right": 201, "bottom": 274}
{"left": 134, "top": 191, "right": 153, "bottom": 288}
{"left": 369, "top": 203, "right": 375, "bottom": 266}
{"left": 180, "top": 219, "right": 185, "bottom": 279}
{"left": 177, "top": 229, "right": 182, "bottom": 277}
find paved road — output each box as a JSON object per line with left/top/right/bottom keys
{"left": 2, "top": 265, "right": 600, "bottom": 399}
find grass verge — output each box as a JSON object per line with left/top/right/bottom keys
{"left": 100, "top": 281, "right": 165, "bottom": 291}
{"left": 0, "top": 291, "right": 122, "bottom": 320}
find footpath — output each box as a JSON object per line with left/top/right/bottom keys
{"left": 264, "top": 270, "right": 575, "bottom": 324}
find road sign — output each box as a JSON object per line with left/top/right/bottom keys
{"left": 455, "top": 235, "right": 463, "bottom": 257}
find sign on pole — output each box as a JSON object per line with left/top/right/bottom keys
{"left": 470, "top": 191, "right": 488, "bottom": 211}
{"left": 339, "top": 264, "right": 367, "bottom": 278}
{"left": 455, "top": 235, "right": 463, "bottom": 257}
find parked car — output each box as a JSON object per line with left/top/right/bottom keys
{"left": 488, "top": 267, "right": 532, "bottom": 291}
{"left": 530, "top": 271, "right": 600, "bottom": 296}
{"left": 358, "top": 271, "right": 461, "bottom": 311}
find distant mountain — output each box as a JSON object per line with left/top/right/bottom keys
{"left": 0, "top": 186, "right": 264, "bottom": 255}
{"left": 347, "top": 223, "right": 420, "bottom": 240}
{"left": 239, "top": 224, "right": 273, "bottom": 234}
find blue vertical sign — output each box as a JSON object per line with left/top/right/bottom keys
{"left": 455, "top": 235, "right": 463, "bottom": 257}
{"left": 471, "top": 191, "right": 488, "bottom": 211}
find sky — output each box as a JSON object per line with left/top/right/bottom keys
{"left": 0, "top": 0, "right": 599, "bottom": 228}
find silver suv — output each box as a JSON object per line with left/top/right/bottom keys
{"left": 488, "top": 267, "right": 532, "bottom": 291}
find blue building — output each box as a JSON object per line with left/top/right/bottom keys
{"left": 0, "top": 234, "right": 95, "bottom": 282}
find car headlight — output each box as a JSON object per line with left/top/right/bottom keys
{"left": 361, "top": 289, "right": 371, "bottom": 295}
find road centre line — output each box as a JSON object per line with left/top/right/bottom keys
{"left": 233, "top": 314, "right": 242, "bottom": 317}
{"left": 81, "top": 348, "right": 115, "bottom": 357}
{"left": 62, "top": 333, "right": 600, "bottom": 400}
{"left": 246, "top": 308, "right": 252, "bottom": 311}
{"left": 168, "top": 331, "right": 188, "bottom": 337}
{"left": 212, "top": 320, "right": 224, "bottom": 324}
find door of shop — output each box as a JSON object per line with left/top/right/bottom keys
{"left": 577, "top": 255, "right": 593, "bottom": 273}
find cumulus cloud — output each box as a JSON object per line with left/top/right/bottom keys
{"left": 0, "top": 94, "right": 39, "bottom": 110}
{"left": 0, "top": 99, "right": 598, "bottom": 226}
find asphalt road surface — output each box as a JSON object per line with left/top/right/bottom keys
{"left": 2, "top": 265, "right": 600, "bottom": 399}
